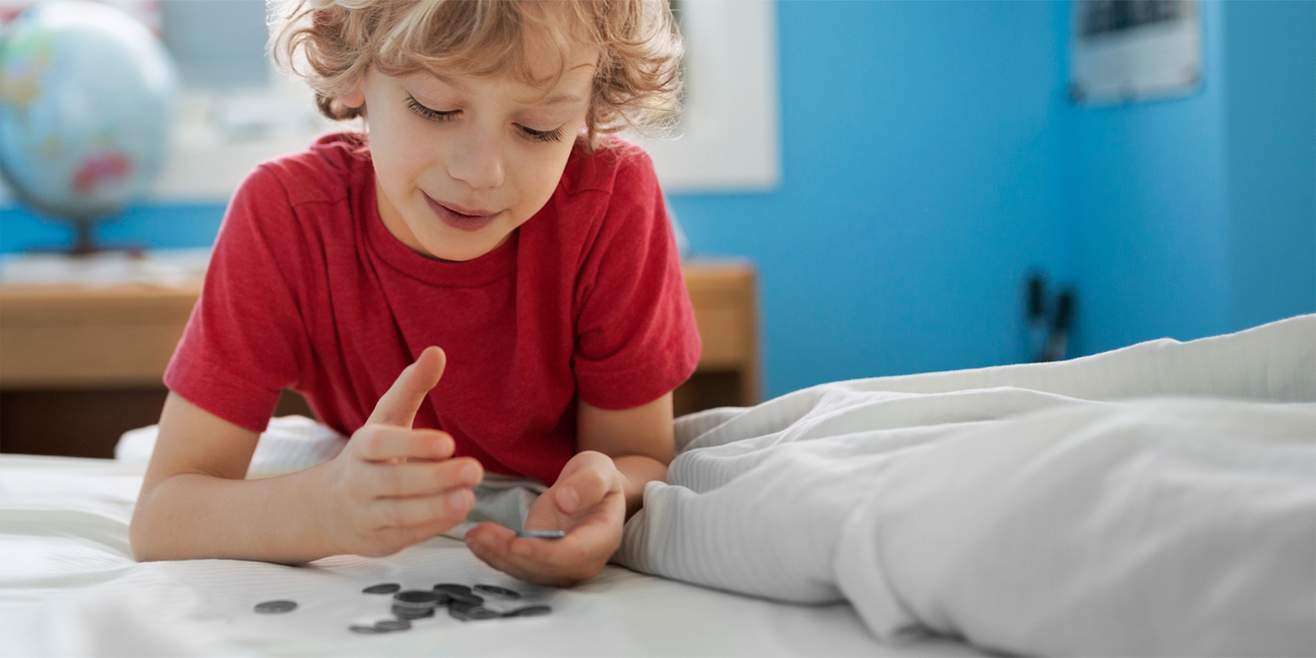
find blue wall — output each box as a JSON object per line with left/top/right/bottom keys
{"left": 5, "top": 1, "right": 1312, "bottom": 401}
{"left": 1065, "top": 0, "right": 1234, "bottom": 352}
{"left": 1065, "top": 0, "right": 1316, "bottom": 353}
{"left": 671, "top": 0, "right": 1072, "bottom": 396}
{"left": 1222, "top": 0, "right": 1316, "bottom": 331}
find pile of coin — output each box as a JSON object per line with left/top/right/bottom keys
{"left": 252, "top": 581, "right": 553, "bottom": 635}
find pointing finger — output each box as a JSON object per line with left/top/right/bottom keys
{"left": 367, "top": 346, "right": 446, "bottom": 427}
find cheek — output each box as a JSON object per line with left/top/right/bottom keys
{"left": 373, "top": 131, "right": 430, "bottom": 191}
{"left": 514, "top": 146, "right": 575, "bottom": 208}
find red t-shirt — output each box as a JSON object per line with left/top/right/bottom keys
{"left": 164, "top": 132, "right": 700, "bottom": 485}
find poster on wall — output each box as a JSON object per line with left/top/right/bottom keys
{"left": 1069, "top": 0, "right": 1202, "bottom": 105}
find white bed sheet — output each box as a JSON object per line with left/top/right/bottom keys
{"left": 617, "top": 314, "right": 1316, "bottom": 656}
{"left": 0, "top": 454, "right": 985, "bottom": 658}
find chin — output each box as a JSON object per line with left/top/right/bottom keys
{"left": 417, "top": 232, "right": 500, "bottom": 262}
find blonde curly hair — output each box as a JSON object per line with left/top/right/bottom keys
{"left": 270, "top": 0, "right": 684, "bottom": 149}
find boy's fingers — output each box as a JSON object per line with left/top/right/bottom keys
{"left": 466, "top": 524, "right": 537, "bottom": 580}
{"left": 554, "top": 465, "right": 614, "bottom": 514}
{"left": 373, "top": 488, "right": 474, "bottom": 529}
{"left": 367, "top": 346, "right": 446, "bottom": 428}
{"left": 354, "top": 427, "right": 454, "bottom": 462}
{"left": 392, "top": 517, "right": 455, "bottom": 548}
{"left": 467, "top": 525, "right": 596, "bottom": 586}
{"left": 468, "top": 522, "right": 570, "bottom": 567}
{"left": 368, "top": 457, "right": 483, "bottom": 498}
{"left": 465, "top": 521, "right": 516, "bottom": 547}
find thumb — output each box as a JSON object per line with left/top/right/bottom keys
{"left": 367, "top": 346, "right": 446, "bottom": 427}
{"left": 553, "top": 457, "right": 616, "bottom": 515}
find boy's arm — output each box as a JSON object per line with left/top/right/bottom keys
{"left": 131, "top": 348, "right": 484, "bottom": 564}
{"left": 130, "top": 392, "right": 336, "bottom": 563}
{"left": 576, "top": 393, "right": 675, "bottom": 519}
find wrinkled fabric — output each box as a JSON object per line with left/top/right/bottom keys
{"left": 617, "top": 314, "right": 1316, "bottom": 657}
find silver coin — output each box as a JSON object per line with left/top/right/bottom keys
{"left": 450, "top": 605, "right": 501, "bottom": 621}
{"left": 253, "top": 600, "right": 298, "bottom": 614}
{"left": 473, "top": 584, "right": 521, "bottom": 600}
{"left": 391, "top": 605, "right": 436, "bottom": 620}
{"left": 373, "top": 619, "right": 412, "bottom": 632}
{"left": 517, "top": 529, "right": 566, "bottom": 540}
{"left": 433, "top": 583, "right": 471, "bottom": 596}
{"left": 446, "top": 591, "right": 484, "bottom": 606}
{"left": 349, "top": 624, "right": 383, "bottom": 634}
{"left": 393, "top": 590, "right": 442, "bottom": 605}
{"left": 362, "top": 583, "right": 401, "bottom": 595}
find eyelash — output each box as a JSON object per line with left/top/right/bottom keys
{"left": 405, "top": 95, "right": 564, "bottom": 143}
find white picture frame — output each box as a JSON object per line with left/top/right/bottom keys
{"left": 1069, "top": 0, "right": 1202, "bottom": 105}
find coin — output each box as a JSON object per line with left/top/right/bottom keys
{"left": 473, "top": 584, "right": 521, "bottom": 600}
{"left": 362, "top": 583, "right": 401, "bottom": 595}
{"left": 391, "top": 605, "right": 435, "bottom": 620}
{"left": 373, "top": 619, "right": 412, "bottom": 632}
{"left": 393, "top": 589, "right": 442, "bottom": 605}
{"left": 253, "top": 600, "right": 298, "bottom": 614}
{"left": 450, "top": 605, "right": 501, "bottom": 621}
{"left": 452, "top": 592, "right": 484, "bottom": 606}
{"left": 433, "top": 583, "right": 471, "bottom": 596}
{"left": 517, "top": 529, "right": 566, "bottom": 540}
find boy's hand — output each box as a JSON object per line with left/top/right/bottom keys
{"left": 313, "top": 346, "right": 484, "bottom": 557}
{"left": 464, "top": 451, "right": 625, "bottom": 586}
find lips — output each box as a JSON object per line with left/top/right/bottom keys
{"left": 423, "top": 193, "right": 501, "bottom": 233}
{"left": 440, "top": 201, "right": 498, "bottom": 217}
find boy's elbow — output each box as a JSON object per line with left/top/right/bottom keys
{"left": 128, "top": 487, "right": 167, "bottom": 562}
{"left": 128, "top": 524, "right": 153, "bottom": 562}
{"left": 128, "top": 512, "right": 155, "bottom": 562}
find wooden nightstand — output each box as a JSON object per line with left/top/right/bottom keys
{"left": 0, "top": 260, "right": 760, "bottom": 457}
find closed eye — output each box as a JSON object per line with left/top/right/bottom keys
{"left": 405, "top": 94, "right": 564, "bottom": 143}
{"left": 405, "top": 95, "right": 457, "bottom": 122}
{"left": 519, "top": 125, "right": 564, "bottom": 143}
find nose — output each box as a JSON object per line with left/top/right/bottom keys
{"left": 446, "top": 129, "right": 505, "bottom": 191}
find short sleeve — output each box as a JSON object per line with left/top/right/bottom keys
{"left": 573, "top": 149, "right": 702, "bottom": 409}
{"left": 164, "top": 165, "right": 310, "bottom": 432}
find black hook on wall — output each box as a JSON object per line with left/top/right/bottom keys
{"left": 1025, "top": 271, "right": 1077, "bottom": 363}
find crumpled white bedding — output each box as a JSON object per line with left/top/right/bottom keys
{"left": 0, "top": 456, "right": 979, "bottom": 658}
{"left": 614, "top": 314, "right": 1316, "bottom": 657}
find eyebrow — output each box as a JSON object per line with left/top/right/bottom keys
{"left": 428, "top": 72, "right": 587, "bottom": 107}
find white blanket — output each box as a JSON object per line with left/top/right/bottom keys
{"left": 615, "top": 314, "right": 1316, "bottom": 656}
{"left": 0, "top": 455, "right": 980, "bottom": 658}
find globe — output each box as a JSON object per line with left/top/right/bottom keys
{"left": 0, "top": 0, "right": 176, "bottom": 254}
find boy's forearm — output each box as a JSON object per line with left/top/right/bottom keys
{"left": 612, "top": 454, "right": 668, "bottom": 519}
{"left": 130, "top": 463, "right": 333, "bottom": 564}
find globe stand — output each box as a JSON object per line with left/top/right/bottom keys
{"left": 64, "top": 216, "right": 145, "bottom": 259}
{"left": 21, "top": 215, "right": 147, "bottom": 260}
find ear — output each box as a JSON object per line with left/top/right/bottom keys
{"left": 337, "top": 74, "right": 367, "bottom": 110}
{"left": 338, "top": 86, "right": 366, "bottom": 110}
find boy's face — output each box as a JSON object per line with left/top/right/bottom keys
{"left": 351, "top": 48, "right": 596, "bottom": 262}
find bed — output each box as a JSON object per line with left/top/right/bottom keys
{"left": 3, "top": 314, "right": 1314, "bottom": 657}
{"left": 0, "top": 454, "right": 983, "bottom": 657}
